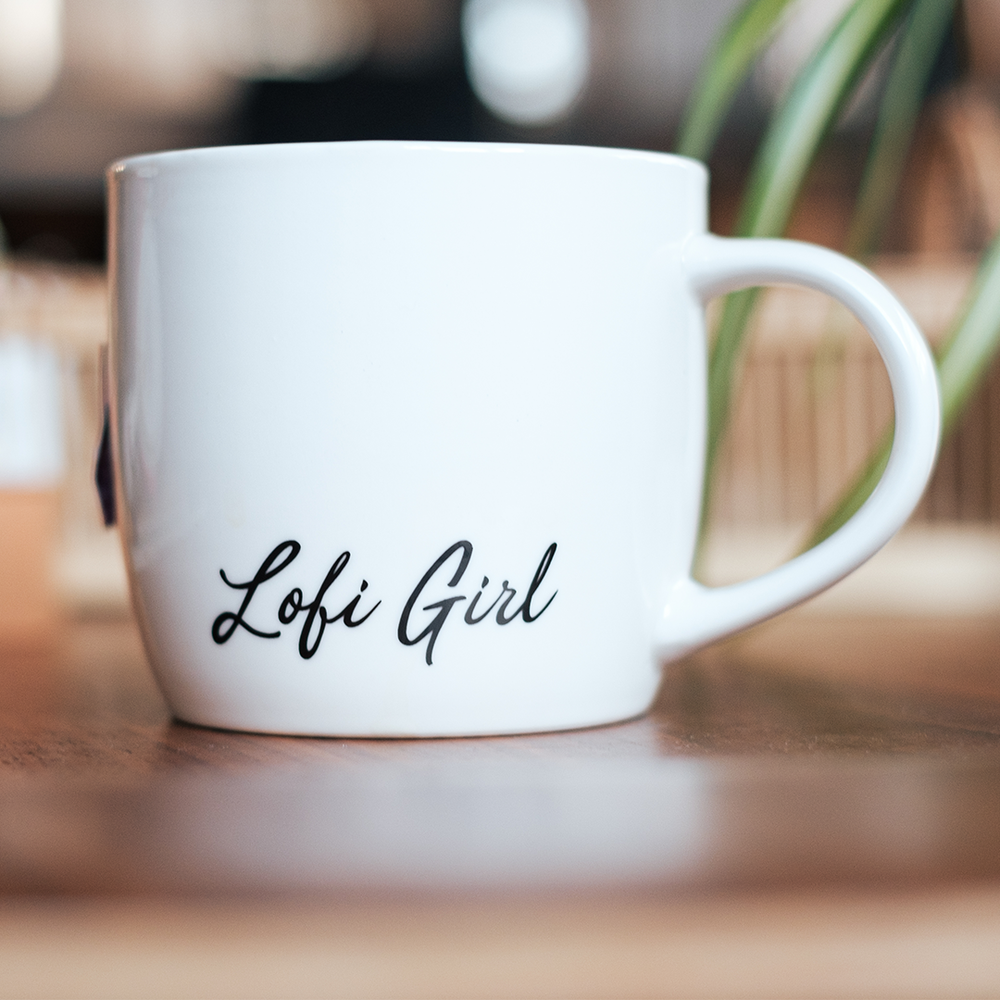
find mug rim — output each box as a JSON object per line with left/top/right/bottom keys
{"left": 107, "top": 139, "right": 708, "bottom": 183}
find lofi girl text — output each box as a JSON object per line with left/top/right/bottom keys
{"left": 211, "top": 539, "right": 557, "bottom": 665}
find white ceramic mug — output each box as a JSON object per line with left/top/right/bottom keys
{"left": 105, "top": 141, "right": 940, "bottom": 737}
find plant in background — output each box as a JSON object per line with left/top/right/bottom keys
{"left": 677, "top": 0, "right": 1000, "bottom": 552}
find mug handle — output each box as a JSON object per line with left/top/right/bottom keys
{"left": 654, "top": 234, "right": 941, "bottom": 661}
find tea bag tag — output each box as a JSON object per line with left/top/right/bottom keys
{"left": 94, "top": 344, "right": 115, "bottom": 526}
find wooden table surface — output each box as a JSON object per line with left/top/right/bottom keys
{"left": 3, "top": 609, "right": 1000, "bottom": 998}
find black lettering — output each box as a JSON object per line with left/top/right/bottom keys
{"left": 519, "top": 542, "right": 558, "bottom": 621}
{"left": 329, "top": 579, "right": 381, "bottom": 628}
{"left": 398, "top": 541, "right": 472, "bottom": 665}
{"left": 495, "top": 581, "right": 521, "bottom": 625}
{"left": 278, "top": 588, "right": 304, "bottom": 624}
{"left": 494, "top": 543, "right": 558, "bottom": 625}
{"left": 464, "top": 576, "right": 502, "bottom": 624}
{"left": 297, "top": 551, "right": 350, "bottom": 659}
{"left": 212, "top": 541, "right": 300, "bottom": 644}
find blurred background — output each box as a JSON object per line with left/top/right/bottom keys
{"left": 0, "top": 0, "right": 779, "bottom": 261}
{"left": 2, "top": 0, "right": 1000, "bottom": 634}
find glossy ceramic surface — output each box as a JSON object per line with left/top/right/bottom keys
{"left": 107, "top": 141, "right": 939, "bottom": 735}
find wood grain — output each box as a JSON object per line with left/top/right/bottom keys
{"left": 3, "top": 613, "right": 1000, "bottom": 997}
{"left": 1, "top": 614, "right": 1000, "bottom": 899}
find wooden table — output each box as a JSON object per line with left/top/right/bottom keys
{"left": 2, "top": 609, "right": 1000, "bottom": 998}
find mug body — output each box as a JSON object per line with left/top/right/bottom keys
{"left": 108, "top": 140, "right": 709, "bottom": 736}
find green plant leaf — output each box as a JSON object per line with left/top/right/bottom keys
{"left": 804, "top": 0, "right": 953, "bottom": 410}
{"left": 799, "top": 0, "right": 953, "bottom": 548}
{"left": 733, "top": 0, "right": 910, "bottom": 241}
{"left": 675, "top": 0, "right": 795, "bottom": 162}
{"left": 806, "top": 426, "right": 892, "bottom": 546}
{"left": 846, "top": 0, "right": 956, "bottom": 259}
{"left": 703, "top": 0, "right": 913, "bottom": 529}
{"left": 806, "top": 230, "right": 1000, "bottom": 549}
{"left": 938, "top": 237, "right": 1000, "bottom": 434}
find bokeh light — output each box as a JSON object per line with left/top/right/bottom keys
{"left": 462, "top": 0, "right": 589, "bottom": 126}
